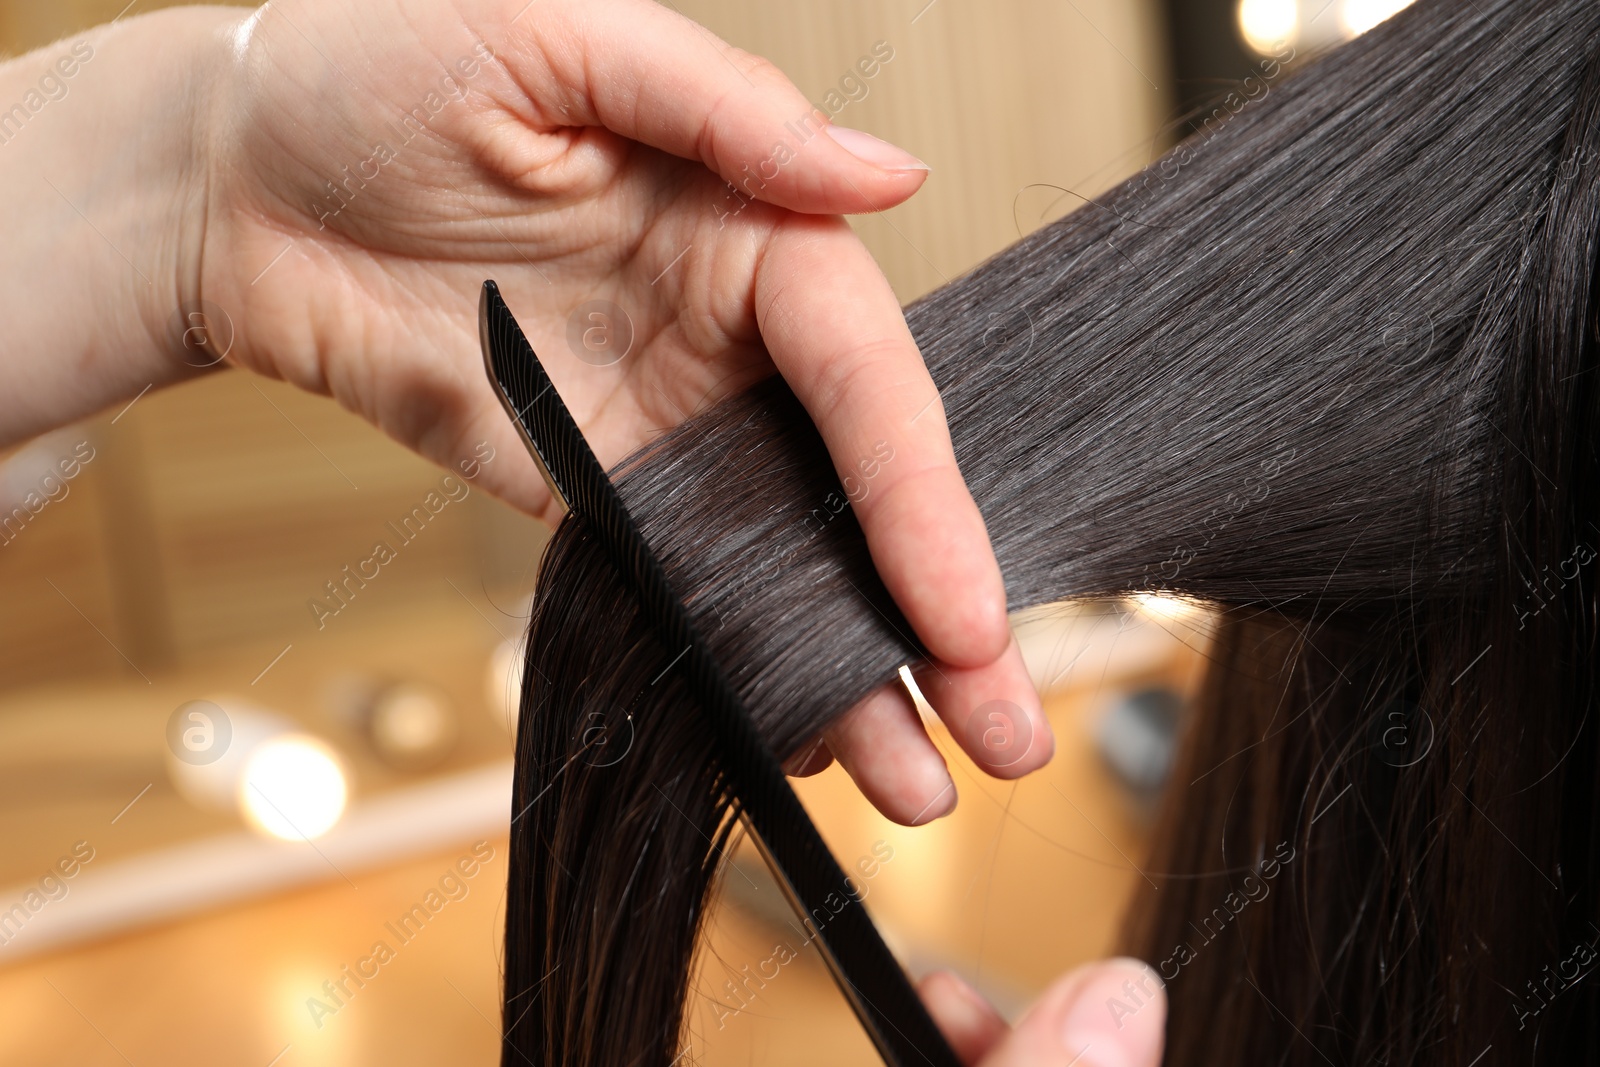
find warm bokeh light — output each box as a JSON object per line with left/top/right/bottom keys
{"left": 1238, "top": 0, "right": 1298, "bottom": 53}
{"left": 370, "top": 683, "right": 457, "bottom": 768}
{"left": 239, "top": 735, "right": 349, "bottom": 841}
{"left": 1130, "top": 592, "right": 1208, "bottom": 626}
{"left": 1340, "top": 0, "right": 1417, "bottom": 37}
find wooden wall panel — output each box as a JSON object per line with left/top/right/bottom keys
{"left": 118, "top": 372, "right": 514, "bottom": 665}
{"left": 0, "top": 430, "right": 125, "bottom": 686}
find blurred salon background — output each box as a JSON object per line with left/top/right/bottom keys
{"left": 0, "top": 0, "right": 1409, "bottom": 1062}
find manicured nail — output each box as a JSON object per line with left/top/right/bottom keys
{"left": 825, "top": 125, "right": 929, "bottom": 171}
{"left": 1058, "top": 960, "right": 1164, "bottom": 1067}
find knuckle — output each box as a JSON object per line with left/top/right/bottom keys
{"left": 850, "top": 462, "right": 951, "bottom": 526}
{"left": 812, "top": 339, "right": 907, "bottom": 423}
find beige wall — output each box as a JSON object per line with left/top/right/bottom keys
{"left": 673, "top": 0, "right": 1171, "bottom": 297}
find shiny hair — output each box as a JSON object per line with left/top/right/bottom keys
{"left": 501, "top": 0, "right": 1600, "bottom": 1062}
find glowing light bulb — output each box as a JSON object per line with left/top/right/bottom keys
{"left": 239, "top": 734, "right": 348, "bottom": 840}
{"left": 1238, "top": 0, "right": 1298, "bottom": 53}
{"left": 1340, "top": 0, "right": 1416, "bottom": 37}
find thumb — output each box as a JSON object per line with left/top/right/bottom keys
{"left": 984, "top": 958, "right": 1166, "bottom": 1067}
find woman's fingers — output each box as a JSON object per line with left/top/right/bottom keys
{"left": 755, "top": 214, "right": 1013, "bottom": 677}
{"left": 754, "top": 212, "right": 1040, "bottom": 812}
{"left": 922, "top": 961, "right": 1167, "bottom": 1067}
{"left": 918, "top": 971, "right": 1011, "bottom": 1065}
{"left": 487, "top": 0, "right": 1038, "bottom": 814}
{"left": 821, "top": 682, "right": 956, "bottom": 825}
{"left": 496, "top": 0, "right": 927, "bottom": 214}
{"left": 782, "top": 734, "right": 835, "bottom": 777}
{"left": 790, "top": 641, "right": 1052, "bottom": 823}
{"left": 995, "top": 959, "right": 1167, "bottom": 1067}
{"left": 913, "top": 638, "right": 1054, "bottom": 779}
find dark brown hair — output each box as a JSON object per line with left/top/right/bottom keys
{"left": 502, "top": 0, "right": 1600, "bottom": 1062}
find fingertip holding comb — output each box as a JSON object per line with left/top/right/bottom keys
{"left": 479, "top": 280, "right": 960, "bottom": 1067}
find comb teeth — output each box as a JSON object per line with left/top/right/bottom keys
{"left": 479, "top": 280, "right": 962, "bottom": 1067}
{"left": 480, "top": 280, "right": 575, "bottom": 512}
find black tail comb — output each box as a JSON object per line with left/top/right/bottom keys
{"left": 479, "top": 280, "right": 961, "bottom": 1067}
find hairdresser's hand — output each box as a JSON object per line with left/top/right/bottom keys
{"left": 197, "top": 0, "right": 1050, "bottom": 819}
{"left": 920, "top": 960, "right": 1166, "bottom": 1067}
{"left": 1, "top": 0, "right": 1049, "bottom": 822}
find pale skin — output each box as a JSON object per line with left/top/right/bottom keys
{"left": 0, "top": 1, "right": 1165, "bottom": 1056}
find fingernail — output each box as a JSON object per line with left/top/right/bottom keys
{"left": 935, "top": 970, "right": 989, "bottom": 1012}
{"left": 963, "top": 698, "right": 1037, "bottom": 771}
{"left": 909, "top": 778, "right": 957, "bottom": 825}
{"left": 922, "top": 969, "right": 991, "bottom": 1027}
{"left": 825, "top": 125, "right": 929, "bottom": 171}
{"left": 1058, "top": 960, "right": 1164, "bottom": 1067}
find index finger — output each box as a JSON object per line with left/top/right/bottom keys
{"left": 753, "top": 213, "right": 1010, "bottom": 670}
